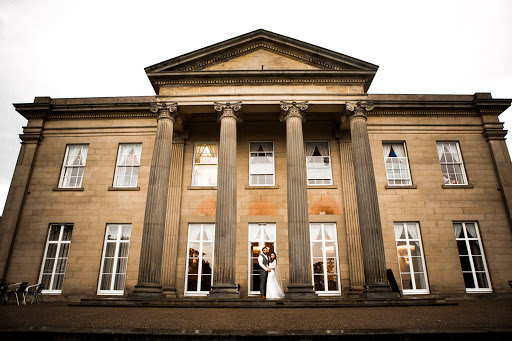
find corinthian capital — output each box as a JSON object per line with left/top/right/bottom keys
{"left": 151, "top": 102, "right": 179, "bottom": 121}
{"left": 214, "top": 102, "right": 242, "bottom": 122}
{"left": 345, "top": 101, "right": 374, "bottom": 120}
{"left": 280, "top": 101, "right": 308, "bottom": 122}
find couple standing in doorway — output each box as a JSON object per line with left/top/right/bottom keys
{"left": 258, "top": 246, "right": 285, "bottom": 299}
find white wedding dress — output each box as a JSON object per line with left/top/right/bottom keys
{"left": 266, "top": 260, "right": 285, "bottom": 299}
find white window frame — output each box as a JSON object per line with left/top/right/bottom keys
{"left": 309, "top": 223, "right": 341, "bottom": 295}
{"left": 394, "top": 222, "right": 429, "bottom": 294}
{"left": 454, "top": 222, "right": 492, "bottom": 293}
{"left": 192, "top": 142, "right": 218, "bottom": 187}
{"left": 436, "top": 141, "right": 468, "bottom": 185}
{"left": 249, "top": 141, "right": 275, "bottom": 186}
{"left": 97, "top": 224, "right": 132, "bottom": 295}
{"left": 383, "top": 142, "right": 412, "bottom": 186}
{"left": 306, "top": 141, "right": 333, "bottom": 186}
{"left": 113, "top": 143, "right": 142, "bottom": 188}
{"left": 185, "top": 223, "right": 215, "bottom": 296}
{"left": 39, "top": 224, "right": 73, "bottom": 294}
{"left": 58, "top": 144, "right": 89, "bottom": 188}
{"left": 248, "top": 223, "right": 277, "bottom": 296}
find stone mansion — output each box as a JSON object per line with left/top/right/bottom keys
{"left": 1, "top": 30, "right": 511, "bottom": 301}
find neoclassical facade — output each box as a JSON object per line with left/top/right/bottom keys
{"left": 1, "top": 30, "right": 511, "bottom": 301}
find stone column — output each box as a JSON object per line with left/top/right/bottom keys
{"left": 280, "top": 101, "right": 316, "bottom": 299}
{"left": 346, "top": 101, "right": 397, "bottom": 298}
{"left": 161, "top": 132, "right": 188, "bottom": 298}
{"left": 133, "top": 102, "right": 178, "bottom": 297}
{"left": 209, "top": 102, "right": 241, "bottom": 298}
{"left": 0, "top": 120, "right": 44, "bottom": 282}
{"left": 337, "top": 130, "right": 365, "bottom": 293}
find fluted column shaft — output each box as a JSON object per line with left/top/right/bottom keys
{"left": 338, "top": 132, "right": 365, "bottom": 291}
{"left": 209, "top": 102, "right": 241, "bottom": 298}
{"left": 280, "top": 102, "right": 316, "bottom": 298}
{"left": 133, "top": 103, "right": 177, "bottom": 296}
{"left": 347, "top": 102, "right": 392, "bottom": 295}
{"left": 161, "top": 133, "right": 187, "bottom": 298}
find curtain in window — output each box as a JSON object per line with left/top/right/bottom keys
{"left": 324, "top": 224, "right": 337, "bottom": 241}
{"left": 250, "top": 142, "right": 273, "bottom": 152}
{"left": 465, "top": 223, "right": 477, "bottom": 238}
{"left": 195, "top": 144, "right": 218, "bottom": 163}
{"left": 453, "top": 223, "right": 463, "bottom": 238}
{"left": 436, "top": 143, "right": 444, "bottom": 161}
{"left": 249, "top": 225, "right": 260, "bottom": 241}
{"left": 382, "top": 144, "right": 392, "bottom": 158}
{"left": 392, "top": 144, "right": 406, "bottom": 157}
{"left": 203, "top": 225, "right": 215, "bottom": 241}
{"left": 406, "top": 223, "right": 419, "bottom": 239}
{"left": 263, "top": 225, "right": 275, "bottom": 240}
{"left": 306, "top": 142, "right": 329, "bottom": 156}
{"left": 445, "top": 143, "right": 460, "bottom": 162}
{"left": 394, "top": 223, "right": 405, "bottom": 240}
{"left": 310, "top": 224, "right": 322, "bottom": 241}
{"left": 189, "top": 225, "right": 201, "bottom": 241}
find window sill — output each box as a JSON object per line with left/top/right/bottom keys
{"left": 53, "top": 187, "right": 84, "bottom": 191}
{"left": 108, "top": 186, "right": 140, "bottom": 191}
{"left": 307, "top": 185, "right": 337, "bottom": 189}
{"left": 245, "top": 185, "right": 279, "bottom": 189}
{"left": 385, "top": 185, "right": 417, "bottom": 189}
{"left": 442, "top": 184, "right": 474, "bottom": 189}
{"left": 187, "top": 186, "right": 217, "bottom": 190}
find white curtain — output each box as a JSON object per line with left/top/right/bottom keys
{"left": 394, "top": 223, "right": 405, "bottom": 240}
{"left": 263, "top": 225, "right": 275, "bottom": 240}
{"left": 406, "top": 224, "right": 419, "bottom": 239}
{"left": 324, "top": 224, "right": 337, "bottom": 241}
{"left": 316, "top": 142, "right": 329, "bottom": 156}
{"left": 453, "top": 223, "right": 463, "bottom": 238}
{"left": 305, "top": 143, "right": 316, "bottom": 156}
{"left": 446, "top": 143, "right": 460, "bottom": 162}
{"left": 465, "top": 223, "right": 477, "bottom": 238}
{"left": 392, "top": 144, "right": 406, "bottom": 157}
{"left": 310, "top": 224, "right": 322, "bottom": 241}
{"left": 249, "top": 224, "right": 260, "bottom": 241}
{"left": 436, "top": 142, "right": 444, "bottom": 161}
{"left": 382, "top": 144, "right": 392, "bottom": 158}
{"left": 203, "top": 225, "right": 215, "bottom": 241}
{"left": 189, "top": 225, "right": 201, "bottom": 241}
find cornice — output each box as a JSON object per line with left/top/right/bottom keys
{"left": 370, "top": 109, "right": 478, "bottom": 116}
{"left": 154, "top": 77, "right": 367, "bottom": 86}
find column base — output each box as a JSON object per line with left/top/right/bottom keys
{"left": 347, "top": 285, "right": 365, "bottom": 296}
{"left": 208, "top": 283, "right": 240, "bottom": 299}
{"left": 162, "top": 286, "right": 177, "bottom": 298}
{"left": 285, "top": 283, "right": 317, "bottom": 299}
{"left": 130, "top": 282, "right": 164, "bottom": 298}
{"left": 361, "top": 283, "right": 400, "bottom": 299}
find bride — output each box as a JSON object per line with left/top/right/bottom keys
{"left": 266, "top": 252, "right": 285, "bottom": 299}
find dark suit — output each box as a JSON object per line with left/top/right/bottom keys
{"left": 259, "top": 253, "right": 270, "bottom": 297}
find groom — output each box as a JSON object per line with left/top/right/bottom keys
{"left": 258, "top": 246, "right": 271, "bottom": 298}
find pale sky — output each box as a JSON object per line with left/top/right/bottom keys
{"left": 0, "top": 0, "right": 511, "bottom": 212}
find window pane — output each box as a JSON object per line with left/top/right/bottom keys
{"left": 313, "top": 275, "right": 325, "bottom": 291}
{"left": 463, "top": 272, "right": 475, "bottom": 288}
{"left": 401, "top": 273, "right": 413, "bottom": 290}
{"left": 414, "top": 273, "right": 427, "bottom": 290}
{"left": 475, "top": 272, "right": 489, "bottom": 288}
{"left": 187, "top": 276, "right": 198, "bottom": 291}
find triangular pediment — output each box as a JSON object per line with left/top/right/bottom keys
{"left": 200, "top": 48, "right": 323, "bottom": 71}
{"left": 145, "top": 29, "right": 379, "bottom": 93}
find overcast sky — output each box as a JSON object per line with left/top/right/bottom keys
{"left": 0, "top": 0, "right": 511, "bottom": 212}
